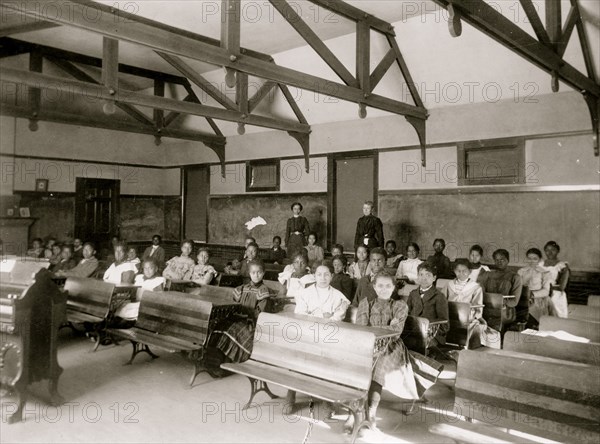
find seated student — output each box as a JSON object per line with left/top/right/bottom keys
{"left": 305, "top": 232, "right": 324, "bottom": 268}
{"left": 127, "top": 247, "right": 141, "bottom": 267}
{"left": 104, "top": 235, "right": 121, "bottom": 263}
{"left": 142, "top": 234, "right": 166, "bottom": 271}
{"left": 50, "top": 244, "right": 77, "bottom": 273}
{"left": 56, "top": 242, "right": 99, "bottom": 278}
{"left": 277, "top": 251, "right": 315, "bottom": 299}
{"left": 446, "top": 259, "right": 500, "bottom": 349}
{"left": 134, "top": 258, "right": 166, "bottom": 291}
{"left": 540, "top": 241, "right": 569, "bottom": 318}
{"left": 396, "top": 242, "right": 423, "bottom": 284}
{"left": 330, "top": 243, "right": 344, "bottom": 258}
{"left": 407, "top": 262, "right": 449, "bottom": 350}
{"left": 47, "top": 243, "right": 63, "bottom": 266}
{"left": 268, "top": 236, "right": 286, "bottom": 264}
{"left": 44, "top": 237, "right": 57, "bottom": 260}
{"left": 239, "top": 242, "right": 259, "bottom": 277}
{"left": 27, "top": 238, "right": 44, "bottom": 259}
{"left": 112, "top": 259, "right": 165, "bottom": 329}
{"left": 237, "top": 236, "right": 257, "bottom": 261}
{"left": 331, "top": 255, "right": 353, "bottom": 301}
{"left": 352, "top": 271, "right": 443, "bottom": 432}
{"left": 103, "top": 242, "right": 138, "bottom": 284}
{"left": 480, "top": 249, "right": 524, "bottom": 324}
{"left": 72, "top": 238, "right": 84, "bottom": 262}
{"left": 352, "top": 247, "right": 386, "bottom": 307}
{"left": 348, "top": 245, "right": 372, "bottom": 280}
{"left": 212, "top": 260, "right": 271, "bottom": 375}
{"left": 385, "top": 240, "right": 404, "bottom": 269}
{"left": 286, "top": 262, "right": 349, "bottom": 413}
{"left": 188, "top": 247, "right": 217, "bottom": 286}
{"left": 162, "top": 239, "right": 195, "bottom": 280}
{"left": 426, "top": 238, "right": 452, "bottom": 278}
{"left": 518, "top": 248, "right": 551, "bottom": 327}
{"left": 468, "top": 244, "right": 490, "bottom": 284}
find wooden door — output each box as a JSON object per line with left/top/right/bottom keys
{"left": 74, "top": 178, "right": 120, "bottom": 254}
{"left": 328, "top": 153, "right": 378, "bottom": 252}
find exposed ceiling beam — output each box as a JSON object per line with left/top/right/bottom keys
{"left": 0, "top": 103, "right": 226, "bottom": 147}
{"left": 46, "top": 56, "right": 155, "bottom": 127}
{"left": 2, "top": 1, "right": 426, "bottom": 120}
{"left": 518, "top": 0, "right": 551, "bottom": 47}
{"left": 305, "top": 0, "right": 395, "bottom": 36}
{"left": 156, "top": 52, "right": 237, "bottom": 110}
{"left": 269, "top": 0, "right": 357, "bottom": 87}
{"left": 0, "top": 37, "right": 188, "bottom": 84}
{"left": 0, "top": 21, "right": 60, "bottom": 37}
{"left": 558, "top": 5, "right": 579, "bottom": 57}
{"left": 248, "top": 81, "right": 277, "bottom": 113}
{"left": 432, "top": 0, "right": 600, "bottom": 97}
{"left": 1, "top": 67, "right": 311, "bottom": 133}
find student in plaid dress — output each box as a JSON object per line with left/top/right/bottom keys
{"left": 216, "top": 260, "right": 271, "bottom": 363}
{"left": 353, "top": 271, "right": 443, "bottom": 432}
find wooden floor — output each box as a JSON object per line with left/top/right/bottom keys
{"left": 0, "top": 329, "right": 562, "bottom": 443}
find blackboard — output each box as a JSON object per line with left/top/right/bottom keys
{"left": 208, "top": 194, "right": 327, "bottom": 248}
{"left": 379, "top": 191, "right": 599, "bottom": 270}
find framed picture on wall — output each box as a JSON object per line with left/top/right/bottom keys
{"left": 6, "top": 208, "right": 14, "bottom": 217}
{"left": 246, "top": 160, "right": 280, "bottom": 192}
{"left": 35, "top": 178, "right": 49, "bottom": 192}
{"left": 19, "top": 207, "right": 30, "bottom": 217}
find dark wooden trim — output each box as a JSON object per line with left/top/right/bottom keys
{"left": 3, "top": 153, "right": 170, "bottom": 170}
{"left": 378, "top": 185, "right": 600, "bottom": 195}
{"left": 327, "top": 155, "right": 336, "bottom": 252}
{"left": 458, "top": 137, "right": 526, "bottom": 186}
{"left": 180, "top": 167, "right": 186, "bottom": 243}
{"left": 210, "top": 192, "right": 327, "bottom": 199}
{"left": 245, "top": 159, "right": 281, "bottom": 192}
{"left": 373, "top": 151, "right": 379, "bottom": 212}
{"left": 14, "top": 191, "right": 76, "bottom": 198}
{"left": 119, "top": 194, "right": 180, "bottom": 199}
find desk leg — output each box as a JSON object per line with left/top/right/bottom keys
{"left": 243, "top": 378, "right": 279, "bottom": 410}
{"left": 5, "top": 383, "right": 27, "bottom": 424}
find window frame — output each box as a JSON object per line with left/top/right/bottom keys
{"left": 457, "top": 137, "right": 526, "bottom": 186}
{"left": 245, "top": 159, "right": 280, "bottom": 192}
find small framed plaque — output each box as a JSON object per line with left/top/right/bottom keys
{"left": 36, "top": 178, "right": 49, "bottom": 192}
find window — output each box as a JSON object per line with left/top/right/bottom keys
{"left": 245, "top": 160, "right": 280, "bottom": 192}
{"left": 458, "top": 138, "right": 525, "bottom": 185}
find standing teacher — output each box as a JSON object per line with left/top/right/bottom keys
{"left": 354, "top": 200, "right": 384, "bottom": 249}
{"left": 285, "top": 202, "right": 310, "bottom": 259}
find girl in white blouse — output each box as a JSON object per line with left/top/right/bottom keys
{"left": 396, "top": 242, "right": 423, "bottom": 284}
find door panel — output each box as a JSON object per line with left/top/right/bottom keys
{"left": 75, "top": 178, "right": 120, "bottom": 255}
{"left": 330, "top": 155, "right": 377, "bottom": 253}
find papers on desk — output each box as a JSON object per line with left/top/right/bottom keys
{"left": 521, "top": 328, "right": 591, "bottom": 343}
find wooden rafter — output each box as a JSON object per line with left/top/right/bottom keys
{"left": 269, "top": 0, "right": 357, "bottom": 87}
{"left": 46, "top": 57, "right": 155, "bottom": 127}
{"left": 1, "top": 1, "right": 425, "bottom": 119}
{"left": 248, "top": 81, "right": 277, "bottom": 112}
{"left": 156, "top": 52, "right": 237, "bottom": 110}
{"left": 305, "top": 0, "right": 395, "bottom": 36}
{"left": 518, "top": 0, "right": 551, "bottom": 47}
{"left": 0, "top": 37, "right": 188, "bottom": 84}
{"left": 182, "top": 83, "right": 225, "bottom": 137}
{"left": 1, "top": 68, "right": 310, "bottom": 134}
{"left": 1, "top": 103, "right": 225, "bottom": 147}
{"left": 0, "top": 21, "right": 59, "bottom": 37}
{"left": 28, "top": 50, "right": 42, "bottom": 130}
{"left": 433, "top": 0, "right": 599, "bottom": 155}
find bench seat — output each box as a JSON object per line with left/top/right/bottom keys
{"left": 65, "top": 309, "right": 105, "bottom": 324}
{"left": 221, "top": 360, "right": 366, "bottom": 405}
{"left": 110, "top": 327, "right": 202, "bottom": 352}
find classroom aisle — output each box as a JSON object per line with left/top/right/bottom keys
{"left": 1, "top": 329, "right": 459, "bottom": 443}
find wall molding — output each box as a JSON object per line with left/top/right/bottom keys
{"left": 210, "top": 192, "right": 328, "bottom": 199}
{"left": 379, "top": 185, "right": 600, "bottom": 195}
{"left": 1, "top": 153, "right": 177, "bottom": 170}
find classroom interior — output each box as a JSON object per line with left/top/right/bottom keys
{"left": 1, "top": 0, "right": 599, "bottom": 443}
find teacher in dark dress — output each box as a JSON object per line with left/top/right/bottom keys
{"left": 354, "top": 200, "right": 384, "bottom": 249}
{"left": 285, "top": 202, "right": 310, "bottom": 259}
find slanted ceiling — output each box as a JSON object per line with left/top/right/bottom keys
{"left": 0, "top": 1, "right": 598, "bottom": 137}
